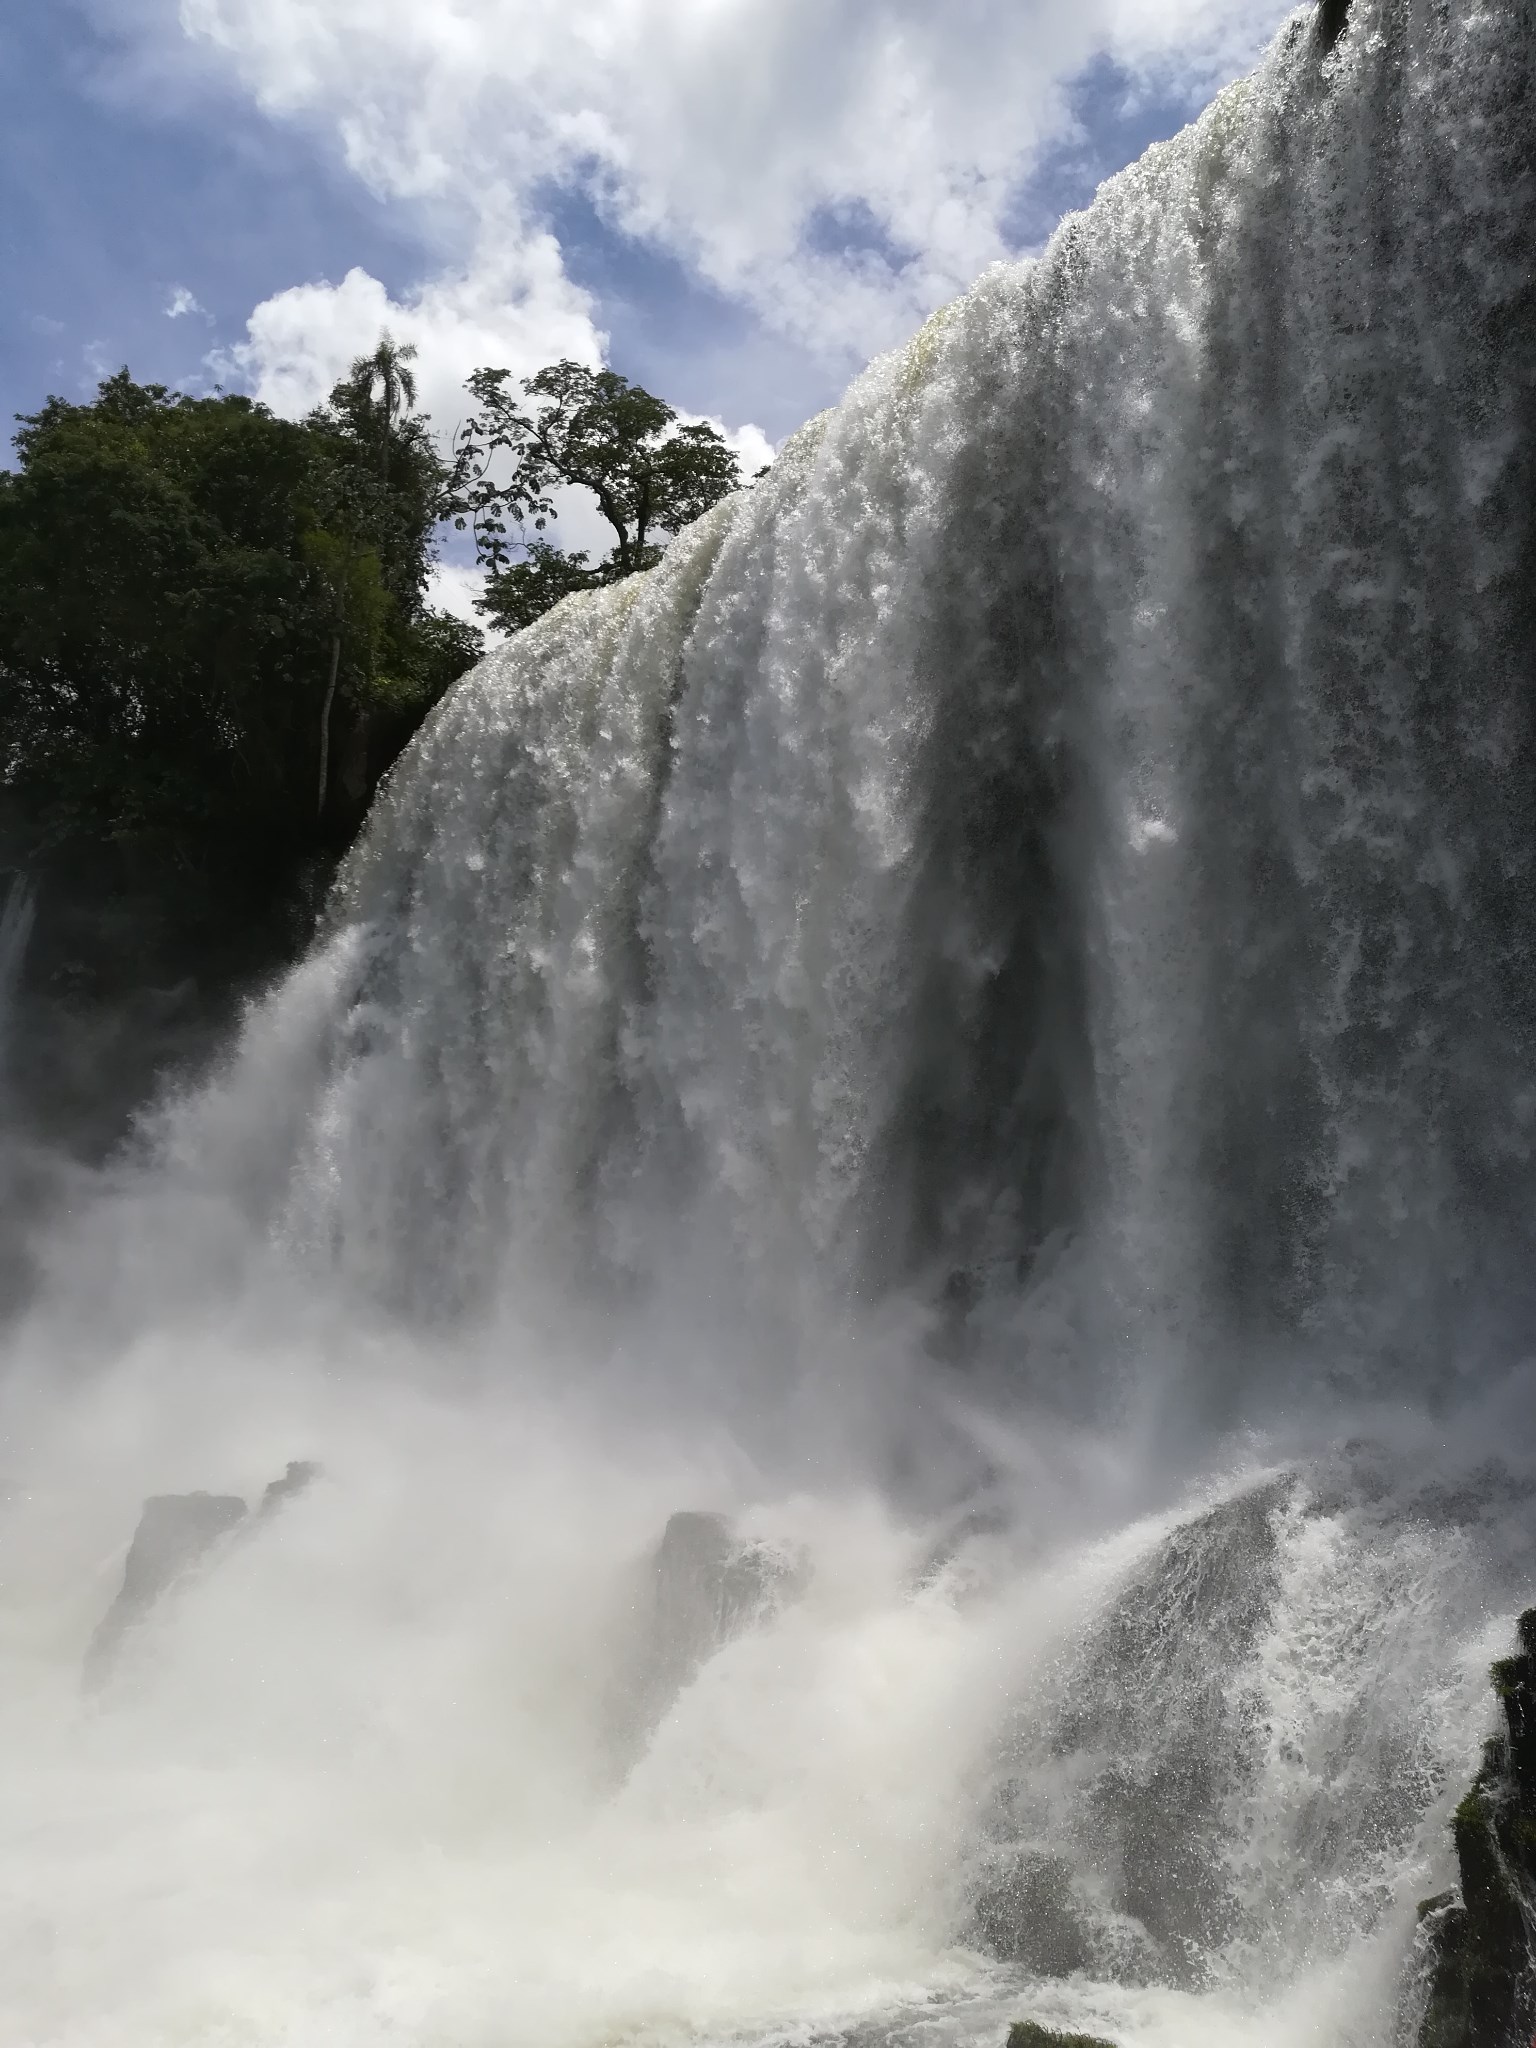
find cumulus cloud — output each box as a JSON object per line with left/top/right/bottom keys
{"left": 177, "top": 0, "right": 1296, "bottom": 369}
{"left": 426, "top": 560, "right": 496, "bottom": 635}
{"left": 165, "top": 284, "right": 209, "bottom": 319}
{"left": 716, "top": 418, "right": 776, "bottom": 480}
{"left": 209, "top": 207, "right": 604, "bottom": 442}
{"left": 121, "top": 0, "right": 1295, "bottom": 584}
{"left": 208, "top": 209, "right": 777, "bottom": 580}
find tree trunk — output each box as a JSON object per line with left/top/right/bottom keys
{"left": 317, "top": 629, "right": 341, "bottom": 818}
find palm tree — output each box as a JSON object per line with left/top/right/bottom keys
{"left": 336, "top": 333, "right": 420, "bottom": 478}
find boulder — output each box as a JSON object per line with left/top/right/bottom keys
{"left": 628, "top": 1509, "right": 804, "bottom": 1735}
{"left": 1005, "top": 2024, "right": 1117, "bottom": 2048}
{"left": 258, "top": 1459, "right": 320, "bottom": 1516}
{"left": 83, "top": 1462, "right": 320, "bottom": 1690}
{"left": 970, "top": 1847, "right": 1093, "bottom": 1977}
{"left": 1415, "top": 1610, "right": 1536, "bottom": 2048}
{"left": 972, "top": 1477, "right": 1293, "bottom": 1986}
{"left": 83, "top": 1490, "right": 248, "bottom": 1689}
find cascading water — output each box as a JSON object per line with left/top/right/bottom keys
{"left": 1, "top": 3, "right": 1533, "bottom": 2044}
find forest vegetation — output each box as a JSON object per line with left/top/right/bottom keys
{"left": 0, "top": 337, "right": 743, "bottom": 933}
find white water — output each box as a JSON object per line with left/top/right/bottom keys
{"left": 3, "top": 3, "right": 1535, "bottom": 2043}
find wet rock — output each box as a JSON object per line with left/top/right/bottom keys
{"left": 258, "top": 1460, "right": 320, "bottom": 1517}
{"left": 630, "top": 1509, "right": 804, "bottom": 1733}
{"left": 83, "top": 1462, "right": 321, "bottom": 1690}
{"left": 970, "top": 1846, "right": 1092, "bottom": 1976}
{"left": 1067, "top": 1480, "right": 1290, "bottom": 1973}
{"left": 83, "top": 1490, "right": 248, "bottom": 1689}
{"left": 974, "top": 1477, "right": 1293, "bottom": 1988}
{"left": 1415, "top": 1609, "right": 1536, "bottom": 2048}
{"left": 1005, "top": 2024, "right": 1117, "bottom": 2048}
{"left": 1317, "top": 0, "right": 1351, "bottom": 52}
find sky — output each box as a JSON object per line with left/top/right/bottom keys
{"left": 0, "top": 0, "right": 1299, "bottom": 616}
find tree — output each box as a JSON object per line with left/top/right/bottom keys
{"left": 0, "top": 375, "right": 328, "bottom": 870}
{"left": 0, "top": 353, "right": 481, "bottom": 907}
{"left": 448, "top": 359, "right": 742, "bottom": 631}
{"left": 306, "top": 341, "right": 486, "bottom": 821}
{"left": 312, "top": 334, "right": 443, "bottom": 614}
{"left": 300, "top": 524, "right": 390, "bottom": 818}
{"left": 335, "top": 333, "right": 419, "bottom": 459}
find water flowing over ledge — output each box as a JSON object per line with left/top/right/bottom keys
{"left": 112, "top": 0, "right": 1532, "bottom": 1409}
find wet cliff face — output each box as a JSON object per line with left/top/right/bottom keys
{"left": 1317, "top": 0, "right": 1353, "bottom": 52}
{"left": 963, "top": 1453, "right": 1528, "bottom": 2010}
{"left": 0, "top": 822, "right": 327, "bottom": 1327}
{"left": 1414, "top": 1612, "right": 1536, "bottom": 2048}
{"left": 0, "top": 816, "right": 327, "bottom": 1162}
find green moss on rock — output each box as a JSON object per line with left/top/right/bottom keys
{"left": 1006, "top": 2025, "right": 1117, "bottom": 2048}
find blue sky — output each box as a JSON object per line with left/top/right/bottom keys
{"left": 1, "top": 6, "right": 435, "bottom": 434}
{"left": 1, "top": 0, "right": 1297, "bottom": 597}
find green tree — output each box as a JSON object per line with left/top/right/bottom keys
{"left": 300, "top": 525, "right": 390, "bottom": 818}
{"left": 303, "top": 338, "right": 478, "bottom": 819}
{"left": 448, "top": 359, "right": 742, "bottom": 631}
{"left": 312, "top": 333, "right": 442, "bottom": 614}
{"left": 0, "top": 354, "right": 480, "bottom": 905}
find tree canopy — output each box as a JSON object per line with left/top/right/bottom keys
{"left": 0, "top": 347, "right": 480, "bottom": 907}
{"left": 0, "top": 341, "right": 743, "bottom": 935}
{"left": 449, "top": 359, "right": 743, "bottom": 632}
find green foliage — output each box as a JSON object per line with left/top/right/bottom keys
{"left": 473, "top": 537, "right": 624, "bottom": 634}
{"left": 0, "top": 340, "right": 732, "bottom": 919}
{"left": 0, "top": 350, "right": 481, "bottom": 901}
{"left": 448, "top": 358, "right": 741, "bottom": 631}
{"left": 377, "top": 606, "right": 484, "bottom": 713}
{"left": 309, "top": 333, "right": 443, "bottom": 617}
{"left": 1005, "top": 2024, "right": 1118, "bottom": 2048}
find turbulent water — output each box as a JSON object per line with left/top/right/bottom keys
{"left": 2, "top": 3, "right": 1535, "bottom": 2044}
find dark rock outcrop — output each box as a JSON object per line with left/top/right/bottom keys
{"left": 83, "top": 1490, "right": 248, "bottom": 1689}
{"left": 971, "top": 1847, "right": 1093, "bottom": 1977}
{"left": 83, "top": 1462, "right": 321, "bottom": 1690}
{"left": 1415, "top": 1611, "right": 1536, "bottom": 2048}
{"left": 1005, "top": 2023, "right": 1117, "bottom": 2048}
{"left": 627, "top": 1509, "right": 805, "bottom": 1737}
{"left": 258, "top": 1460, "right": 320, "bottom": 1517}
{"left": 971, "top": 1478, "right": 1292, "bottom": 1985}
{"left": 1317, "top": 0, "right": 1351, "bottom": 52}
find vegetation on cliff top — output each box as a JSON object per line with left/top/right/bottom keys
{"left": 0, "top": 337, "right": 743, "bottom": 930}
{"left": 0, "top": 337, "right": 478, "bottom": 904}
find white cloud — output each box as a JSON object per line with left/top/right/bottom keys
{"left": 426, "top": 560, "right": 496, "bottom": 636}
{"left": 96, "top": 0, "right": 1292, "bottom": 566}
{"left": 716, "top": 418, "right": 776, "bottom": 480}
{"left": 165, "top": 284, "right": 209, "bottom": 319}
{"left": 209, "top": 207, "right": 603, "bottom": 443}
{"left": 176, "top": 0, "right": 1296, "bottom": 370}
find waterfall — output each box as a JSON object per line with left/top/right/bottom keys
{"left": 120, "top": 0, "right": 1533, "bottom": 1400}
{"left": 1, "top": 4, "right": 1533, "bottom": 2045}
